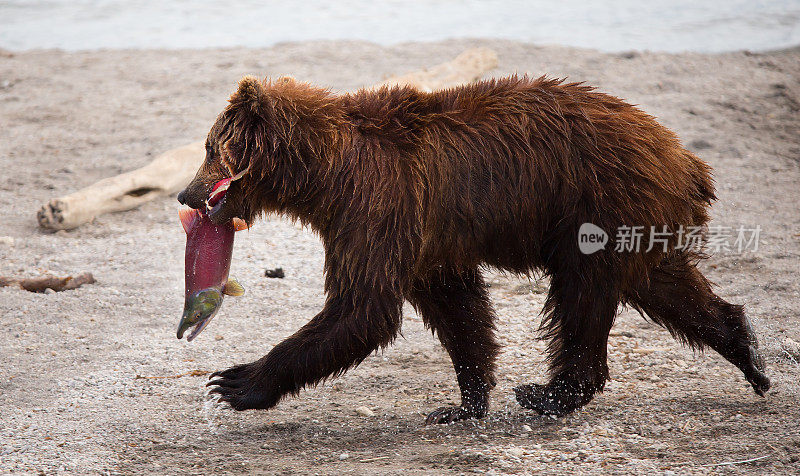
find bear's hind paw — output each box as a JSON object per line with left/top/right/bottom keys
{"left": 744, "top": 345, "right": 771, "bottom": 397}
{"left": 514, "top": 380, "right": 593, "bottom": 417}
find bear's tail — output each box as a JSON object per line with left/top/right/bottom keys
{"left": 684, "top": 150, "right": 716, "bottom": 228}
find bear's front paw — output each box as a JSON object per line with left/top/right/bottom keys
{"left": 207, "top": 363, "right": 278, "bottom": 411}
{"left": 425, "top": 406, "right": 485, "bottom": 425}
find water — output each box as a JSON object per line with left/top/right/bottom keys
{"left": 202, "top": 385, "right": 225, "bottom": 433}
{"left": 0, "top": 0, "right": 798, "bottom": 53}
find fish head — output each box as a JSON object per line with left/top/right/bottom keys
{"left": 177, "top": 288, "right": 224, "bottom": 341}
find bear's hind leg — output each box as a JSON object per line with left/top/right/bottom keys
{"left": 408, "top": 269, "right": 500, "bottom": 424}
{"left": 627, "top": 251, "right": 770, "bottom": 396}
{"left": 514, "top": 269, "right": 620, "bottom": 416}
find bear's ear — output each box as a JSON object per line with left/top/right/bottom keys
{"left": 275, "top": 75, "right": 296, "bottom": 86}
{"left": 229, "top": 75, "right": 268, "bottom": 114}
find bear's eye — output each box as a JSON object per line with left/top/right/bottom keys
{"left": 204, "top": 144, "right": 215, "bottom": 163}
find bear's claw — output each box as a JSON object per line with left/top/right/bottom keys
{"left": 424, "top": 406, "right": 482, "bottom": 425}
{"left": 207, "top": 363, "right": 277, "bottom": 411}
{"left": 744, "top": 344, "right": 771, "bottom": 396}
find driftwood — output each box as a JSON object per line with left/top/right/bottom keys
{"left": 36, "top": 47, "right": 498, "bottom": 231}
{"left": 37, "top": 143, "right": 204, "bottom": 230}
{"left": 0, "top": 272, "right": 96, "bottom": 293}
{"left": 372, "top": 47, "right": 498, "bottom": 92}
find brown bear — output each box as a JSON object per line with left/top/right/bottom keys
{"left": 177, "top": 75, "right": 770, "bottom": 424}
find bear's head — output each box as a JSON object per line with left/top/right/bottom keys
{"left": 178, "top": 75, "right": 341, "bottom": 225}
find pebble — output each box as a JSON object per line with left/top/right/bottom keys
{"left": 338, "top": 452, "right": 349, "bottom": 460}
{"left": 355, "top": 406, "right": 375, "bottom": 417}
{"left": 0, "top": 236, "right": 14, "bottom": 246}
{"left": 522, "top": 424, "right": 532, "bottom": 432}
{"left": 506, "top": 446, "right": 525, "bottom": 457}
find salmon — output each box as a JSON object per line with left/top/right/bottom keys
{"left": 177, "top": 178, "right": 247, "bottom": 341}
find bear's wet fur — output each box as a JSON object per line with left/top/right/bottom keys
{"left": 178, "top": 75, "right": 770, "bottom": 423}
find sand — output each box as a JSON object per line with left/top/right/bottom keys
{"left": 0, "top": 39, "right": 799, "bottom": 475}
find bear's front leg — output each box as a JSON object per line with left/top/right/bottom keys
{"left": 208, "top": 289, "right": 403, "bottom": 411}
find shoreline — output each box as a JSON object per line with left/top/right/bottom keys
{"left": 2, "top": 37, "right": 800, "bottom": 57}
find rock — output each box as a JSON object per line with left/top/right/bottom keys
{"left": 522, "top": 424, "right": 532, "bottom": 432}
{"left": 0, "top": 236, "right": 14, "bottom": 246}
{"left": 506, "top": 446, "right": 525, "bottom": 457}
{"left": 339, "top": 452, "right": 349, "bottom": 460}
{"left": 781, "top": 337, "right": 800, "bottom": 360}
{"left": 264, "top": 267, "right": 285, "bottom": 278}
{"left": 689, "top": 139, "right": 713, "bottom": 151}
{"left": 355, "top": 406, "right": 375, "bottom": 417}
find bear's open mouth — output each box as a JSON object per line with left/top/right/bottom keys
{"left": 206, "top": 177, "right": 231, "bottom": 221}
{"left": 207, "top": 195, "right": 228, "bottom": 222}
{"left": 205, "top": 167, "right": 248, "bottom": 223}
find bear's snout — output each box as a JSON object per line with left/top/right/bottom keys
{"left": 177, "top": 182, "right": 210, "bottom": 211}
